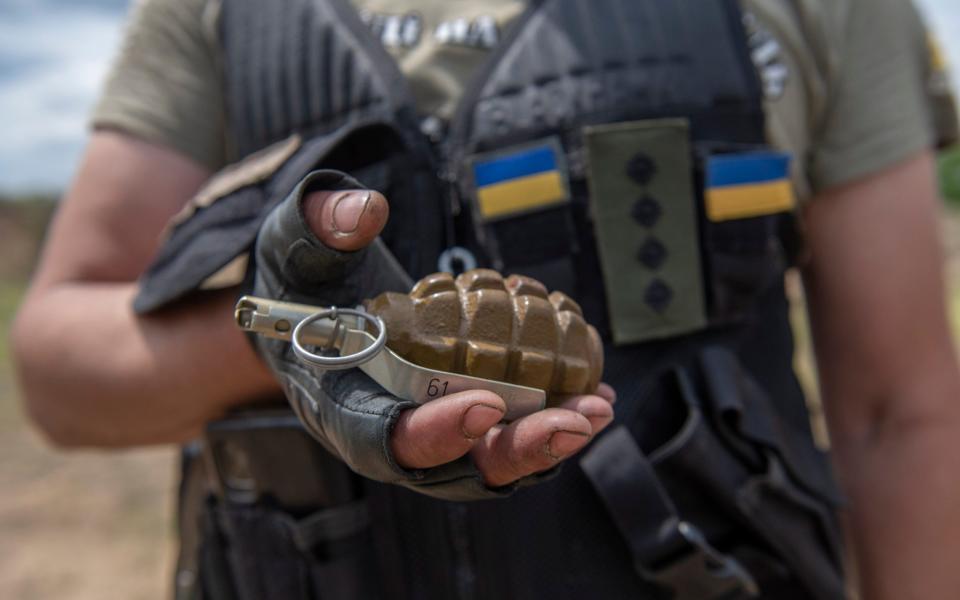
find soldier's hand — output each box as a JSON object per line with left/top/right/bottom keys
{"left": 255, "top": 171, "right": 612, "bottom": 499}
{"left": 391, "top": 384, "right": 616, "bottom": 487}
{"left": 297, "top": 187, "right": 617, "bottom": 484}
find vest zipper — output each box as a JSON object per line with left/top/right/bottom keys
{"left": 445, "top": 503, "right": 477, "bottom": 600}
{"left": 419, "top": 117, "right": 460, "bottom": 252}
{"left": 432, "top": 5, "right": 547, "bottom": 597}
{"left": 438, "top": 0, "right": 546, "bottom": 273}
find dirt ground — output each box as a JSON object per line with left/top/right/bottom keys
{"left": 0, "top": 422, "right": 176, "bottom": 599}
{"left": 2, "top": 211, "right": 960, "bottom": 600}
{"left": 0, "top": 281, "right": 177, "bottom": 599}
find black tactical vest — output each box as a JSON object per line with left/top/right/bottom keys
{"left": 137, "top": 1, "right": 848, "bottom": 598}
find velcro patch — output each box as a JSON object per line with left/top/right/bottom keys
{"left": 584, "top": 119, "right": 707, "bottom": 345}
{"left": 705, "top": 152, "right": 795, "bottom": 221}
{"left": 468, "top": 138, "right": 570, "bottom": 221}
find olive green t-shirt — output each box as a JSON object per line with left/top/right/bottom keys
{"left": 92, "top": 0, "right": 958, "bottom": 200}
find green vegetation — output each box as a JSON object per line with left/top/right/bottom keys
{"left": 0, "top": 195, "right": 54, "bottom": 365}
{"left": 0, "top": 283, "right": 25, "bottom": 431}
{"left": 0, "top": 197, "right": 55, "bottom": 281}
{"left": 0, "top": 198, "right": 53, "bottom": 425}
{"left": 0, "top": 283, "right": 25, "bottom": 370}
{"left": 941, "top": 145, "right": 960, "bottom": 204}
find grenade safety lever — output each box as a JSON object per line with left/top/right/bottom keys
{"left": 236, "top": 296, "right": 546, "bottom": 421}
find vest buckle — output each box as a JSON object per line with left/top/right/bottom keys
{"left": 645, "top": 520, "right": 759, "bottom": 600}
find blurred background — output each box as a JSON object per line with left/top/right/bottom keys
{"left": 0, "top": 0, "right": 959, "bottom": 598}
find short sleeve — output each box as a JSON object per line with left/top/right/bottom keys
{"left": 91, "top": 0, "right": 227, "bottom": 170}
{"left": 809, "top": 0, "right": 947, "bottom": 192}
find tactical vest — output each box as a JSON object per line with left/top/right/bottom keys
{"left": 136, "top": 1, "right": 847, "bottom": 598}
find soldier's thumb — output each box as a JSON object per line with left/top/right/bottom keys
{"left": 255, "top": 169, "right": 408, "bottom": 302}
{"left": 302, "top": 188, "right": 389, "bottom": 251}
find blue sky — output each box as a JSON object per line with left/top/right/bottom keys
{"left": 0, "top": 0, "right": 958, "bottom": 194}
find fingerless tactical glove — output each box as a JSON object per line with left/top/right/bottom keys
{"left": 252, "top": 170, "right": 539, "bottom": 500}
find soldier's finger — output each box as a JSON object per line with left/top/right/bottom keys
{"left": 595, "top": 382, "right": 617, "bottom": 404}
{"left": 390, "top": 390, "right": 507, "bottom": 469}
{"left": 301, "top": 189, "right": 390, "bottom": 251}
{"left": 471, "top": 408, "right": 593, "bottom": 488}
{"left": 557, "top": 393, "right": 614, "bottom": 435}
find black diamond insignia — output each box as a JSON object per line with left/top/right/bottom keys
{"left": 644, "top": 279, "right": 673, "bottom": 313}
{"left": 631, "top": 195, "right": 662, "bottom": 227}
{"left": 625, "top": 152, "right": 657, "bottom": 186}
{"left": 637, "top": 237, "right": 668, "bottom": 270}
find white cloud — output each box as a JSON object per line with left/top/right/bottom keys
{"left": 0, "top": 6, "right": 124, "bottom": 193}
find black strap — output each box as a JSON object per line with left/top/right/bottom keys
{"left": 580, "top": 426, "right": 759, "bottom": 599}
{"left": 290, "top": 500, "right": 371, "bottom": 552}
{"left": 199, "top": 500, "right": 240, "bottom": 600}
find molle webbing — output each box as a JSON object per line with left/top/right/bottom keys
{"left": 219, "top": 0, "right": 411, "bottom": 160}
{"left": 457, "top": 0, "right": 765, "bottom": 153}
{"left": 451, "top": 0, "right": 769, "bottom": 338}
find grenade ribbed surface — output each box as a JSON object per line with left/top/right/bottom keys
{"left": 364, "top": 269, "right": 603, "bottom": 405}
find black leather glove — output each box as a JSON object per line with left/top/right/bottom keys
{"left": 252, "top": 169, "right": 521, "bottom": 500}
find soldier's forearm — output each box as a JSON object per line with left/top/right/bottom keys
{"left": 10, "top": 281, "right": 279, "bottom": 448}
{"left": 800, "top": 151, "right": 960, "bottom": 597}
{"left": 829, "top": 366, "right": 960, "bottom": 599}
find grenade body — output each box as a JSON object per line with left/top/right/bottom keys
{"left": 364, "top": 269, "right": 604, "bottom": 405}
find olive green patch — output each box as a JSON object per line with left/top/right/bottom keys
{"left": 584, "top": 119, "right": 706, "bottom": 345}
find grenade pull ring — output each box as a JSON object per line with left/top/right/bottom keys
{"left": 291, "top": 307, "right": 387, "bottom": 370}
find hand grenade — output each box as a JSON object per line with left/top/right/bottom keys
{"left": 364, "top": 269, "right": 604, "bottom": 405}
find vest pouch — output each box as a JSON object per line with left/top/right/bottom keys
{"left": 192, "top": 409, "right": 381, "bottom": 600}
{"left": 695, "top": 144, "right": 797, "bottom": 324}
{"left": 202, "top": 498, "right": 380, "bottom": 600}
{"left": 584, "top": 353, "right": 844, "bottom": 599}
{"left": 691, "top": 347, "right": 846, "bottom": 600}
{"left": 463, "top": 137, "right": 579, "bottom": 296}
{"left": 703, "top": 214, "right": 791, "bottom": 323}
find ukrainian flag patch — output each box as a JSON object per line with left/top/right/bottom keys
{"left": 471, "top": 139, "right": 569, "bottom": 221}
{"left": 706, "top": 152, "right": 796, "bottom": 222}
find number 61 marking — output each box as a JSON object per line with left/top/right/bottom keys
{"left": 426, "top": 378, "right": 449, "bottom": 398}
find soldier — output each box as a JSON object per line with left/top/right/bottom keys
{"left": 10, "top": 0, "right": 960, "bottom": 598}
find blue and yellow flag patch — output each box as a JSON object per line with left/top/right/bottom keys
{"left": 706, "top": 152, "right": 796, "bottom": 221}
{"left": 471, "top": 141, "right": 569, "bottom": 221}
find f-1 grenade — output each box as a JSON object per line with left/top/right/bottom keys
{"left": 364, "top": 269, "right": 604, "bottom": 406}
